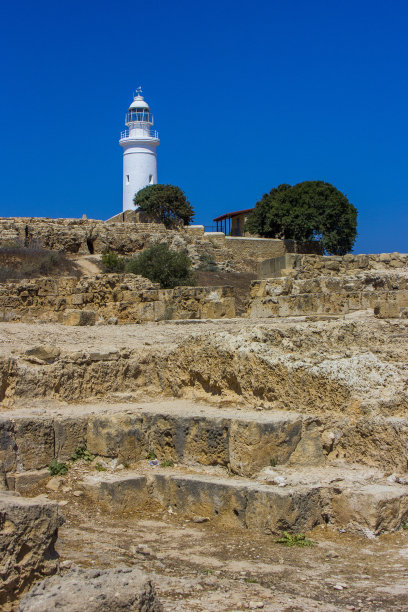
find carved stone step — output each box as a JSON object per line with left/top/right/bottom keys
{"left": 2, "top": 401, "right": 408, "bottom": 480}
{"left": 78, "top": 467, "right": 408, "bottom": 537}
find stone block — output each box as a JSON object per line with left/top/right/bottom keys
{"left": 374, "top": 301, "right": 401, "bottom": 319}
{"left": 61, "top": 309, "right": 96, "bottom": 326}
{"left": 86, "top": 415, "right": 145, "bottom": 463}
{"left": 331, "top": 485, "right": 408, "bottom": 535}
{"left": 0, "top": 493, "right": 62, "bottom": 608}
{"left": 6, "top": 469, "right": 50, "bottom": 494}
{"left": 245, "top": 485, "right": 323, "bottom": 534}
{"left": 80, "top": 474, "right": 148, "bottom": 513}
{"left": 24, "top": 345, "right": 60, "bottom": 363}
{"left": 70, "top": 294, "right": 84, "bottom": 305}
{"left": 0, "top": 419, "right": 17, "bottom": 472}
{"left": 54, "top": 417, "right": 87, "bottom": 462}
{"left": 14, "top": 418, "right": 54, "bottom": 471}
{"left": 229, "top": 418, "right": 302, "bottom": 476}
{"left": 17, "top": 567, "right": 163, "bottom": 612}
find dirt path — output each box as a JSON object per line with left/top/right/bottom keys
{"left": 71, "top": 255, "right": 102, "bottom": 276}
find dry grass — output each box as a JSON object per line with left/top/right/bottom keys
{"left": 0, "top": 243, "right": 80, "bottom": 281}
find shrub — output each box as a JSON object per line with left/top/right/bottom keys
{"left": 125, "top": 243, "right": 196, "bottom": 289}
{"left": 71, "top": 445, "right": 94, "bottom": 463}
{"left": 275, "top": 531, "right": 314, "bottom": 547}
{"left": 101, "top": 251, "right": 125, "bottom": 273}
{"left": 49, "top": 460, "right": 68, "bottom": 476}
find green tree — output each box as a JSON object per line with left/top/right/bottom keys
{"left": 245, "top": 181, "right": 357, "bottom": 255}
{"left": 134, "top": 184, "right": 194, "bottom": 228}
{"left": 125, "top": 243, "right": 196, "bottom": 289}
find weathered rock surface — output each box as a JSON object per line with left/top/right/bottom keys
{"left": 0, "top": 318, "right": 406, "bottom": 417}
{"left": 76, "top": 465, "right": 408, "bottom": 537}
{"left": 61, "top": 309, "right": 97, "bottom": 326}
{"left": 17, "top": 566, "right": 163, "bottom": 611}
{"left": 4, "top": 400, "right": 408, "bottom": 477}
{"left": 248, "top": 270, "right": 408, "bottom": 318}
{"left": 0, "top": 274, "right": 235, "bottom": 323}
{"left": 0, "top": 493, "right": 63, "bottom": 609}
{"left": 259, "top": 252, "right": 408, "bottom": 279}
{"left": 0, "top": 216, "right": 304, "bottom": 269}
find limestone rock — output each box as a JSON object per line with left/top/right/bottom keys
{"left": 248, "top": 271, "right": 408, "bottom": 318}
{"left": 0, "top": 461, "right": 6, "bottom": 490}
{"left": 61, "top": 309, "right": 97, "bottom": 326}
{"left": 331, "top": 484, "right": 408, "bottom": 535}
{"left": 17, "top": 567, "right": 163, "bottom": 612}
{"left": 7, "top": 469, "right": 50, "bottom": 494}
{"left": 0, "top": 274, "right": 235, "bottom": 323}
{"left": 0, "top": 493, "right": 63, "bottom": 609}
{"left": 24, "top": 345, "right": 61, "bottom": 363}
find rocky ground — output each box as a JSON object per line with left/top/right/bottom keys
{"left": 1, "top": 313, "right": 408, "bottom": 610}
{"left": 24, "top": 458, "right": 408, "bottom": 611}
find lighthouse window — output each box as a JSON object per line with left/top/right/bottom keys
{"left": 126, "top": 175, "right": 130, "bottom": 184}
{"left": 149, "top": 175, "right": 153, "bottom": 184}
{"left": 129, "top": 110, "right": 150, "bottom": 121}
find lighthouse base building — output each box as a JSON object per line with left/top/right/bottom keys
{"left": 119, "top": 90, "right": 160, "bottom": 213}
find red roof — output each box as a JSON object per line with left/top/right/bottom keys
{"left": 213, "top": 208, "right": 253, "bottom": 222}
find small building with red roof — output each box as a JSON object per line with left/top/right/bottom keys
{"left": 213, "top": 208, "right": 254, "bottom": 236}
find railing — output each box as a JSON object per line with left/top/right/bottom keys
{"left": 120, "top": 128, "right": 159, "bottom": 140}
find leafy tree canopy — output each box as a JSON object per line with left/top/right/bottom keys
{"left": 134, "top": 184, "right": 194, "bottom": 228}
{"left": 245, "top": 181, "right": 357, "bottom": 255}
{"left": 126, "top": 243, "right": 196, "bottom": 289}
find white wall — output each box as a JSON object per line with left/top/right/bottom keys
{"left": 122, "top": 142, "right": 158, "bottom": 212}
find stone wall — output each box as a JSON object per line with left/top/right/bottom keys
{"left": 223, "top": 237, "right": 322, "bottom": 263}
{"left": 0, "top": 274, "right": 235, "bottom": 323}
{"left": 259, "top": 252, "right": 408, "bottom": 279}
{"left": 247, "top": 271, "right": 408, "bottom": 318}
{"left": 225, "top": 237, "right": 286, "bottom": 262}
{"left": 374, "top": 291, "right": 408, "bottom": 319}
{"left": 0, "top": 217, "right": 321, "bottom": 271}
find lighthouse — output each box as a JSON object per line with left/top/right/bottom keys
{"left": 119, "top": 88, "right": 160, "bottom": 212}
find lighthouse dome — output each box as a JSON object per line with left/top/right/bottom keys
{"left": 129, "top": 96, "right": 150, "bottom": 111}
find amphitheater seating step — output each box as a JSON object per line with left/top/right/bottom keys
{"left": 78, "top": 464, "right": 408, "bottom": 537}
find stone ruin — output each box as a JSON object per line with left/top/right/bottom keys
{"left": 0, "top": 219, "right": 407, "bottom": 610}
{"left": 0, "top": 274, "right": 235, "bottom": 324}
{"left": 249, "top": 252, "right": 408, "bottom": 319}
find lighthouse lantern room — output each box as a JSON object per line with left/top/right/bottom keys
{"left": 119, "top": 88, "right": 160, "bottom": 212}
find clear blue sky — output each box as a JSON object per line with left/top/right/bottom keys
{"left": 0, "top": 0, "right": 407, "bottom": 254}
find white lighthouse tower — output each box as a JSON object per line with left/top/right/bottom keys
{"left": 119, "top": 88, "right": 160, "bottom": 212}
